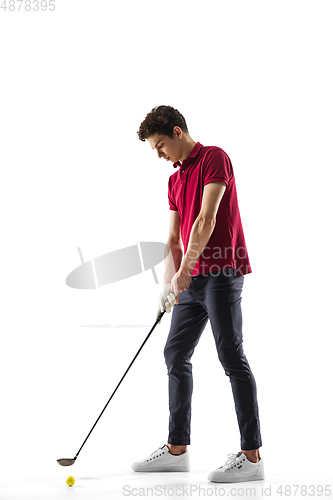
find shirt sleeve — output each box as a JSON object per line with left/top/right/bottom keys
{"left": 202, "top": 148, "right": 233, "bottom": 187}
{"left": 168, "top": 177, "right": 178, "bottom": 211}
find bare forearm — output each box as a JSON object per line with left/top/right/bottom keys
{"left": 164, "top": 239, "right": 183, "bottom": 283}
{"left": 181, "top": 217, "right": 216, "bottom": 274}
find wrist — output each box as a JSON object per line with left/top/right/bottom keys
{"left": 180, "top": 262, "right": 193, "bottom": 275}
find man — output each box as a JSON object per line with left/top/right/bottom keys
{"left": 132, "top": 105, "right": 264, "bottom": 483}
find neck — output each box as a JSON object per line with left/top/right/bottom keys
{"left": 179, "top": 137, "right": 196, "bottom": 164}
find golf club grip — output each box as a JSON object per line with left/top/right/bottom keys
{"left": 74, "top": 310, "right": 166, "bottom": 459}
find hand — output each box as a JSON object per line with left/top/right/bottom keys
{"left": 156, "top": 283, "right": 176, "bottom": 324}
{"left": 170, "top": 266, "right": 192, "bottom": 304}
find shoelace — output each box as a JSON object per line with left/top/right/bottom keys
{"left": 219, "top": 452, "right": 243, "bottom": 470}
{"left": 145, "top": 445, "right": 166, "bottom": 462}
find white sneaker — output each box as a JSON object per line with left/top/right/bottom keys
{"left": 131, "top": 444, "right": 190, "bottom": 472}
{"left": 208, "top": 452, "right": 265, "bottom": 483}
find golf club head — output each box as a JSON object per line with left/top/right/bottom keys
{"left": 57, "top": 458, "right": 76, "bottom": 467}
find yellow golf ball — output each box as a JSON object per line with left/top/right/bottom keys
{"left": 66, "top": 476, "right": 75, "bottom": 487}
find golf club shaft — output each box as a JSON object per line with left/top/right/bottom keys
{"left": 74, "top": 310, "right": 166, "bottom": 459}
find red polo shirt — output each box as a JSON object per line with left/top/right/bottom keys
{"left": 168, "top": 142, "right": 252, "bottom": 277}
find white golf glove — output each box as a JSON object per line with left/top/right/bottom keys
{"left": 156, "top": 283, "right": 176, "bottom": 324}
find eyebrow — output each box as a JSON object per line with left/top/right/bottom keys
{"left": 152, "top": 140, "right": 162, "bottom": 150}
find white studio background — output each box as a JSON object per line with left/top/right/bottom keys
{"left": 0, "top": 0, "right": 332, "bottom": 491}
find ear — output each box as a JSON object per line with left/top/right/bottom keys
{"left": 173, "top": 126, "right": 183, "bottom": 139}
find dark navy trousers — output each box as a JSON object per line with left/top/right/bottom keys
{"left": 163, "top": 268, "right": 262, "bottom": 450}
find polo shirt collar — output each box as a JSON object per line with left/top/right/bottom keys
{"left": 172, "top": 142, "right": 203, "bottom": 169}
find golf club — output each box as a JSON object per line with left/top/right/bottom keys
{"left": 57, "top": 308, "right": 168, "bottom": 466}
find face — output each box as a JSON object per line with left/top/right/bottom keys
{"left": 147, "top": 127, "right": 183, "bottom": 163}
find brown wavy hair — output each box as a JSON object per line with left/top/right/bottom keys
{"left": 137, "top": 105, "right": 188, "bottom": 141}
